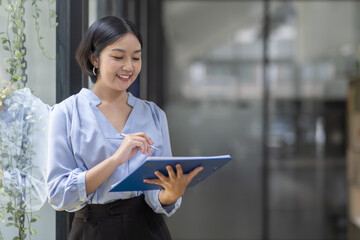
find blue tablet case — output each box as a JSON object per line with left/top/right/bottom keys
{"left": 109, "top": 155, "right": 232, "bottom": 192}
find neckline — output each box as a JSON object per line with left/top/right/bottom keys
{"left": 81, "top": 88, "right": 137, "bottom": 137}
{"left": 80, "top": 88, "right": 136, "bottom": 108}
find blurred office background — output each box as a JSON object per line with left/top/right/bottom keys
{"left": 1, "top": 0, "right": 359, "bottom": 239}
{"left": 159, "top": 1, "right": 350, "bottom": 239}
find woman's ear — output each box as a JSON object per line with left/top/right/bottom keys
{"left": 89, "top": 52, "right": 98, "bottom": 68}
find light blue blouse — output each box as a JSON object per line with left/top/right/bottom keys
{"left": 47, "top": 88, "right": 181, "bottom": 216}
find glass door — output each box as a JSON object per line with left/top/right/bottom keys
{"left": 267, "top": 1, "right": 357, "bottom": 239}
{"left": 161, "top": 0, "right": 356, "bottom": 239}
{"left": 162, "top": 1, "right": 264, "bottom": 239}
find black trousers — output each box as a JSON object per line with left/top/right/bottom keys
{"left": 68, "top": 195, "right": 172, "bottom": 240}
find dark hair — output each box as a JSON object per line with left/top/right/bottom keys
{"left": 75, "top": 16, "right": 142, "bottom": 83}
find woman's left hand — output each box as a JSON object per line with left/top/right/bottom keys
{"left": 143, "top": 164, "right": 204, "bottom": 206}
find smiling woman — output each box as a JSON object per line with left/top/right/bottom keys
{"left": 90, "top": 33, "right": 142, "bottom": 93}
{"left": 75, "top": 16, "right": 143, "bottom": 84}
{"left": 46, "top": 16, "right": 202, "bottom": 240}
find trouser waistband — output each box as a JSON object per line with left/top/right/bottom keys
{"left": 74, "top": 195, "right": 148, "bottom": 222}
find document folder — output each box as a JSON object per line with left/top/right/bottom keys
{"left": 109, "top": 155, "right": 232, "bottom": 192}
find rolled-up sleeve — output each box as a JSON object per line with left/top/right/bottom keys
{"left": 144, "top": 189, "right": 181, "bottom": 217}
{"left": 46, "top": 104, "right": 90, "bottom": 211}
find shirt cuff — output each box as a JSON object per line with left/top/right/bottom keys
{"left": 145, "top": 189, "right": 182, "bottom": 217}
{"left": 77, "top": 171, "right": 89, "bottom": 202}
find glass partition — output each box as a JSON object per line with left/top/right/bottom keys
{"left": 0, "top": 0, "right": 56, "bottom": 239}
{"left": 267, "top": 1, "right": 356, "bottom": 239}
{"left": 162, "top": 1, "right": 264, "bottom": 239}
{"left": 162, "top": 0, "right": 356, "bottom": 239}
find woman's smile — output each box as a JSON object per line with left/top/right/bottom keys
{"left": 116, "top": 74, "right": 131, "bottom": 82}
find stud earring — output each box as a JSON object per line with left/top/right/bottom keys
{"left": 92, "top": 67, "right": 97, "bottom": 76}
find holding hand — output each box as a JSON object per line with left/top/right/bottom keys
{"left": 114, "top": 132, "right": 154, "bottom": 165}
{"left": 85, "top": 132, "right": 155, "bottom": 195}
{"left": 144, "top": 164, "right": 204, "bottom": 206}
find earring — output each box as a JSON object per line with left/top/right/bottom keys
{"left": 92, "top": 67, "right": 97, "bottom": 76}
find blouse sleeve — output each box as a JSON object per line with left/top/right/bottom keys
{"left": 143, "top": 109, "right": 182, "bottom": 217}
{"left": 46, "top": 103, "right": 91, "bottom": 211}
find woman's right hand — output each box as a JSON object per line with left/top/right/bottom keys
{"left": 113, "top": 132, "right": 154, "bottom": 165}
{"left": 86, "top": 132, "right": 155, "bottom": 195}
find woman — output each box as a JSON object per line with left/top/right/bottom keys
{"left": 47, "top": 16, "right": 203, "bottom": 240}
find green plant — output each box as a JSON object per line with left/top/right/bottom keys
{"left": 0, "top": 0, "right": 57, "bottom": 90}
{"left": 0, "top": 0, "right": 56, "bottom": 239}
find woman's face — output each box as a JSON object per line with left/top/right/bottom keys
{"left": 93, "top": 33, "right": 142, "bottom": 92}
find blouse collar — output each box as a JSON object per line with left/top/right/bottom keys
{"left": 79, "top": 88, "right": 136, "bottom": 107}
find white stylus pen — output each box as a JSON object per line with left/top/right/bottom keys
{"left": 120, "top": 133, "right": 160, "bottom": 150}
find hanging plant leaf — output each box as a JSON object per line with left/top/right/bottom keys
{"left": 50, "top": 9, "right": 56, "bottom": 18}
{"left": 15, "top": 20, "right": 22, "bottom": 27}
{"left": 11, "top": 26, "right": 17, "bottom": 34}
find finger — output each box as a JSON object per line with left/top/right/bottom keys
{"left": 186, "top": 166, "right": 204, "bottom": 182}
{"left": 154, "top": 171, "right": 168, "bottom": 182}
{"left": 124, "top": 135, "right": 143, "bottom": 150}
{"left": 146, "top": 136, "right": 154, "bottom": 146}
{"left": 132, "top": 136, "right": 149, "bottom": 155}
{"left": 135, "top": 132, "right": 154, "bottom": 145}
{"left": 137, "top": 139, "right": 146, "bottom": 155}
{"left": 175, "top": 164, "right": 183, "bottom": 178}
{"left": 133, "top": 136, "right": 147, "bottom": 154}
{"left": 143, "top": 178, "right": 163, "bottom": 186}
{"left": 144, "top": 141, "right": 151, "bottom": 155}
{"left": 130, "top": 134, "right": 153, "bottom": 155}
{"left": 166, "top": 165, "right": 176, "bottom": 179}
{"left": 137, "top": 137, "right": 151, "bottom": 155}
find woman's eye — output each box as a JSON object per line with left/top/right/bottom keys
{"left": 133, "top": 58, "right": 140, "bottom": 61}
{"left": 114, "top": 56, "right": 123, "bottom": 60}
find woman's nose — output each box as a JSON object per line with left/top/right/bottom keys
{"left": 122, "top": 59, "right": 133, "bottom": 71}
